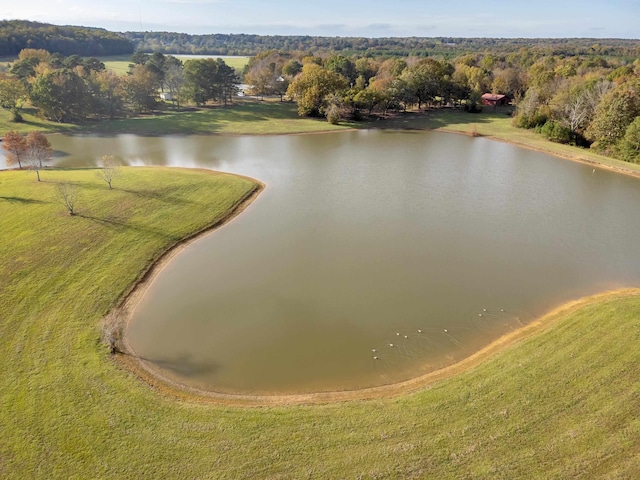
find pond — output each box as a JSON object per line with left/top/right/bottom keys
{"left": 10, "top": 130, "right": 640, "bottom": 394}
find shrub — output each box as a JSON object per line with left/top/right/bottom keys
{"left": 326, "top": 104, "right": 340, "bottom": 124}
{"left": 513, "top": 111, "right": 548, "bottom": 129}
{"left": 464, "top": 102, "right": 483, "bottom": 113}
{"left": 540, "top": 121, "right": 573, "bottom": 144}
{"left": 538, "top": 121, "right": 590, "bottom": 147}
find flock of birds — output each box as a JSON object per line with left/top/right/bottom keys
{"left": 369, "top": 307, "right": 525, "bottom": 362}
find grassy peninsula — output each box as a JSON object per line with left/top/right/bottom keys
{"left": 1, "top": 167, "right": 639, "bottom": 478}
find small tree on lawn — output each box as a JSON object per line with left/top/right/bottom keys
{"left": 26, "top": 131, "right": 52, "bottom": 181}
{"left": 101, "top": 308, "right": 123, "bottom": 355}
{"left": 2, "top": 130, "right": 27, "bottom": 169}
{"left": 97, "top": 155, "right": 119, "bottom": 189}
{"left": 55, "top": 183, "right": 79, "bottom": 215}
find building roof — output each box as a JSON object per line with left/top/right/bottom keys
{"left": 482, "top": 93, "right": 507, "bottom": 101}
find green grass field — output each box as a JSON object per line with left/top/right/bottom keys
{"left": 0, "top": 100, "right": 352, "bottom": 137}
{"left": 100, "top": 54, "right": 250, "bottom": 75}
{"left": 82, "top": 100, "right": 354, "bottom": 135}
{"left": 0, "top": 107, "right": 78, "bottom": 135}
{"left": 1, "top": 167, "right": 639, "bottom": 478}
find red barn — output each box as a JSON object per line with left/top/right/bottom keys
{"left": 481, "top": 93, "right": 509, "bottom": 106}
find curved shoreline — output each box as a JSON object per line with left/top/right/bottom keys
{"left": 113, "top": 130, "right": 640, "bottom": 407}
{"left": 449, "top": 130, "right": 640, "bottom": 181}
{"left": 118, "top": 168, "right": 265, "bottom": 381}
{"left": 120, "top": 168, "right": 265, "bottom": 311}
{"left": 120, "top": 287, "right": 640, "bottom": 406}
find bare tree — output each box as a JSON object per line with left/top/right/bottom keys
{"left": 101, "top": 308, "right": 123, "bottom": 355}
{"left": 96, "top": 155, "right": 119, "bottom": 189}
{"left": 565, "top": 94, "right": 590, "bottom": 132}
{"left": 26, "top": 131, "right": 52, "bottom": 181}
{"left": 55, "top": 183, "right": 79, "bottom": 215}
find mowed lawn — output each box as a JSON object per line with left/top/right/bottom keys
{"left": 0, "top": 100, "right": 354, "bottom": 137}
{"left": 77, "top": 99, "right": 356, "bottom": 135}
{"left": 1, "top": 167, "right": 639, "bottom": 479}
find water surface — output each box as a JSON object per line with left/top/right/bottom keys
{"left": 16, "top": 131, "right": 640, "bottom": 394}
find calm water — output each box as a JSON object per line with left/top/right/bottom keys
{"left": 12, "top": 131, "right": 640, "bottom": 394}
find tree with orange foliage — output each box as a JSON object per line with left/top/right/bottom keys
{"left": 2, "top": 130, "right": 27, "bottom": 169}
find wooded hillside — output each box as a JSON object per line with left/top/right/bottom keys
{"left": 0, "top": 20, "right": 134, "bottom": 57}
{"left": 122, "top": 31, "right": 640, "bottom": 59}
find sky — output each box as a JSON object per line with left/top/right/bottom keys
{"left": 2, "top": 0, "right": 640, "bottom": 38}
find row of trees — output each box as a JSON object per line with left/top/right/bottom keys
{"left": 124, "top": 31, "right": 640, "bottom": 60}
{"left": 0, "top": 49, "right": 240, "bottom": 122}
{"left": 4, "top": 20, "right": 638, "bottom": 59}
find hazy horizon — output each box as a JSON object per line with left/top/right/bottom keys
{"left": 2, "top": 0, "right": 639, "bottom": 39}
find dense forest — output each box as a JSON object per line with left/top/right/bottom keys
{"left": 123, "top": 31, "right": 640, "bottom": 59}
{"left": 0, "top": 20, "right": 134, "bottom": 57}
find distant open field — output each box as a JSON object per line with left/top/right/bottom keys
{"left": 0, "top": 54, "right": 250, "bottom": 76}
{"left": 99, "top": 54, "right": 251, "bottom": 75}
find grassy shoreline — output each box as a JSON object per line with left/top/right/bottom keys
{"left": 2, "top": 109, "right": 640, "bottom": 477}
{"left": 1, "top": 167, "right": 639, "bottom": 477}
{"left": 3, "top": 101, "right": 639, "bottom": 178}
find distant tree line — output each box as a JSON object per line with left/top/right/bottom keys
{"left": 3, "top": 21, "right": 638, "bottom": 59}
{"left": 123, "top": 32, "right": 640, "bottom": 59}
{"left": 0, "top": 20, "right": 133, "bottom": 57}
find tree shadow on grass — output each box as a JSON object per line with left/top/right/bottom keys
{"left": 72, "top": 101, "right": 302, "bottom": 136}
{"left": 118, "top": 187, "right": 197, "bottom": 206}
{"left": 356, "top": 108, "right": 512, "bottom": 132}
{"left": 78, "top": 214, "right": 180, "bottom": 241}
{"left": 0, "top": 196, "right": 48, "bottom": 204}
